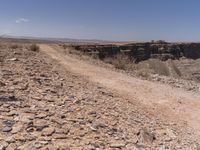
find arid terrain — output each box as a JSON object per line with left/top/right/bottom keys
{"left": 1, "top": 41, "right": 200, "bottom": 149}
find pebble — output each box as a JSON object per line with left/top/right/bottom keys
{"left": 8, "top": 58, "right": 18, "bottom": 61}
{"left": 0, "top": 145, "right": 5, "bottom": 150}
{"left": 42, "top": 127, "right": 55, "bottom": 136}
{"left": 53, "top": 133, "right": 68, "bottom": 139}
{"left": 110, "top": 142, "right": 126, "bottom": 148}
{"left": 6, "top": 143, "right": 17, "bottom": 150}
{"left": 11, "top": 123, "right": 23, "bottom": 134}
{"left": 2, "top": 126, "right": 12, "bottom": 132}
{"left": 5, "top": 136, "right": 15, "bottom": 143}
{"left": 0, "top": 81, "right": 6, "bottom": 86}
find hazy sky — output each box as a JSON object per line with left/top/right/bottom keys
{"left": 0, "top": 0, "right": 200, "bottom": 41}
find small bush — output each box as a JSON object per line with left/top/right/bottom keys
{"left": 149, "top": 59, "right": 170, "bottom": 76}
{"left": 112, "top": 53, "right": 131, "bottom": 70}
{"left": 29, "top": 44, "right": 40, "bottom": 52}
{"left": 62, "top": 44, "right": 68, "bottom": 49}
{"left": 0, "top": 56, "right": 5, "bottom": 66}
{"left": 0, "top": 56, "right": 4, "bottom": 62}
{"left": 136, "top": 69, "right": 150, "bottom": 78}
{"left": 171, "top": 61, "right": 182, "bottom": 77}
{"left": 10, "top": 44, "right": 19, "bottom": 49}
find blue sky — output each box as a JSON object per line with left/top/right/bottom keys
{"left": 0, "top": 0, "right": 200, "bottom": 41}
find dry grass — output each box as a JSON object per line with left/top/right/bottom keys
{"left": 0, "top": 55, "right": 5, "bottom": 66}
{"left": 0, "top": 44, "right": 5, "bottom": 66}
{"left": 107, "top": 53, "right": 132, "bottom": 70}
{"left": 0, "top": 43, "right": 8, "bottom": 49}
{"left": 148, "top": 59, "right": 170, "bottom": 76}
{"left": 136, "top": 69, "right": 150, "bottom": 78}
{"left": 171, "top": 61, "right": 182, "bottom": 77}
{"left": 62, "top": 44, "right": 68, "bottom": 49}
{"left": 10, "top": 44, "right": 20, "bottom": 49}
{"left": 29, "top": 44, "right": 40, "bottom": 52}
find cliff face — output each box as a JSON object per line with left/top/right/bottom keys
{"left": 73, "top": 43, "right": 200, "bottom": 62}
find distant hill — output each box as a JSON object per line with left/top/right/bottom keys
{"left": 0, "top": 35, "right": 116, "bottom": 44}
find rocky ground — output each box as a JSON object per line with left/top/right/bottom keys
{"left": 0, "top": 43, "right": 200, "bottom": 150}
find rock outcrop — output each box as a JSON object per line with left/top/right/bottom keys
{"left": 73, "top": 42, "right": 200, "bottom": 62}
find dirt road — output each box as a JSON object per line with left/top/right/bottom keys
{"left": 40, "top": 44, "right": 200, "bottom": 132}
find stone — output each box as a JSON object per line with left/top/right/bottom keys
{"left": 0, "top": 81, "right": 6, "bottom": 86}
{"left": 38, "top": 140, "right": 49, "bottom": 145}
{"left": 19, "top": 113, "right": 35, "bottom": 123}
{"left": 32, "top": 96, "right": 42, "bottom": 101}
{"left": 7, "top": 110, "right": 19, "bottom": 116}
{"left": 25, "top": 134, "right": 37, "bottom": 141}
{"left": 88, "top": 144, "right": 96, "bottom": 150}
{"left": 0, "top": 141, "right": 8, "bottom": 149}
{"left": 110, "top": 142, "right": 126, "bottom": 148}
{"left": 34, "top": 142, "right": 43, "bottom": 149}
{"left": 8, "top": 58, "right": 18, "bottom": 61}
{"left": 5, "top": 136, "right": 15, "bottom": 143}
{"left": 55, "top": 128, "right": 69, "bottom": 134}
{"left": 50, "top": 117, "right": 65, "bottom": 125}
{"left": 13, "top": 134, "right": 26, "bottom": 142}
{"left": 38, "top": 136, "right": 52, "bottom": 142}
{"left": 0, "top": 96, "right": 17, "bottom": 102}
{"left": 11, "top": 123, "right": 23, "bottom": 134}
{"left": 0, "top": 145, "right": 5, "bottom": 150}
{"left": 36, "top": 113, "right": 47, "bottom": 119}
{"left": 17, "top": 144, "right": 36, "bottom": 150}
{"left": 89, "top": 124, "right": 98, "bottom": 131}
{"left": 126, "top": 144, "right": 138, "bottom": 150}
{"left": 26, "top": 127, "right": 35, "bottom": 132}
{"left": 2, "top": 126, "right": 12, "bottom": 132}
{"left": 42, "top": 127, "right": 55, "bottom": 136}
{"left": 33, "top": 120, "right": 49, "bottom": 131}
{"left": 164, "top": 129, "right": 177, "bottom": 142}
{"left": 138, "top": 129, "right": 156, "bottom": 144}
{"left": 53, "top": 133, "right": 68, "bottom": 139}
{"left": 6, "top": 143, "right": 17, "bottom": 150}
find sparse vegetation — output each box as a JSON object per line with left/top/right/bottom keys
{"left": 62, "top": 44, "right": 68, "bottom": 49}
{"left": 171, "top": 61, "right": 182, "bottom": 77}
{"left": 10, "top": 44, "right": 20, "bottom": 49}
{"left": 29, "top": 44, "right": 40, "bottom": 52}
{"left": 110, "top": 53, "right": 131, "bottom": 70}
{"left": 148, "top": 59, "right": 170, "bottom": 76}
{"left": 136, "top": 69, "right": 150, "bottom": 78}
{"left": 0, "top": 55, "right": 5, "bottom": 66}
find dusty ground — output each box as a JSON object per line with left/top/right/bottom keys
{"left": 0, "top": 43, "right": 200, "bottom": 149}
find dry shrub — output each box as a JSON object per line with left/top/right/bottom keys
{"left": 148, "top": 59, "right": 170, "bottom": 76}
{"left": 29, "top": 44, "right": 40, "bottom": 52}
{"left": 103, "top": 57, "right": 113, "bottom": 64}
{"left": 10, "top": 44, "right": 20, "bottom": 49}
{"left": 62, "top": 44, "right": 68, "bottom": 49}
{"left": 0, "top": 56, "right": 5, "bottom": 66}
{"left": 111, "top": 53, "right": 131, "bottom": 70}
{"left": 68, "top": 48, "right": 82, "bottom": 56}
{"left": 0, "top": 56, "right": 4, "bottom": 62}
{"left": 136, "top": 69, "right": 150, "bottom": 78}
{"left": 0, "top": 44, "right": 4, "bottom": 49}
{"left": 90, "top": 52, "right": 99, "bottom": 59}
{"left": 171, "top": 61, "right": 182, "bottom": 77}
{"left": 0, "top": 43, "right": 8, "bottom": 49}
